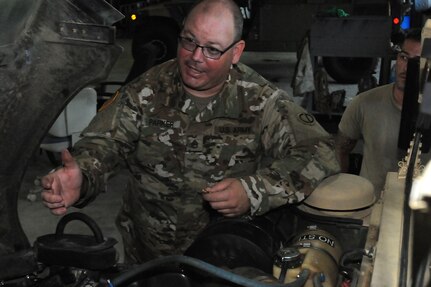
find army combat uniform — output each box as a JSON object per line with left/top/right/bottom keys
{"left": 72, "top": 59, "right": 340, "bottom": 263}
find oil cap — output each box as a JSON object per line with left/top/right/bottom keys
{"left": 274, "top": 247, "right": 302, "bottom": 269}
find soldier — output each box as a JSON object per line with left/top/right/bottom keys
{"left": 41, "top": 0, "right": 339, "bottom": 263}
{"left": 335, "top": 28, "right": 423, "bottom": 197}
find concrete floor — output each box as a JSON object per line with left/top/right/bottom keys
{"left": 17, "top": 38, "right": 358, "bottom": 264}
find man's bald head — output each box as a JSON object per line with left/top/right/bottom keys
{"left": 185, "top": 0, "right": 244, "bottom": 42}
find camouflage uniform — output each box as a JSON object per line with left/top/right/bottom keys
{"left": 72, "top": 59, "right": 340, "bottom": 263}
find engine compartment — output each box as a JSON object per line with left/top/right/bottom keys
{"left": 0, "top": 204, "right": 372, "bottom": 287}
{"left": 2, "top": 176, "right": 379, "bottom": 287}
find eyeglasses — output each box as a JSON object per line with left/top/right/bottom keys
{"left": 178, "top": 36, "right": 238, "bottom": 60}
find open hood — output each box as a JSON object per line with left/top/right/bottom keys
{"left": 0, "top": 0, "right": 123, "bottom": 258}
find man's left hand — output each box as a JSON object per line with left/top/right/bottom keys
{"left": 202, "top": 178, "right": 250, "bottom": 217}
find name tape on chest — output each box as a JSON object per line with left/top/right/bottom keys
{"left": 148, "top": 118, "right": 174, "bottom": 129}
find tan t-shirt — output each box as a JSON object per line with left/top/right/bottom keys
{"left": 338, "top": 83, "right": 401, "bottom": 195}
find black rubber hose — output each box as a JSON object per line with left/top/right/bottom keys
{"left": 106, "top": 255, "right": 310, "bottom": 287}
{"left": 413, "top": 245, "right": 431, "bottom": 287}
{"left": 339, "top": 249, "right": 368, "bottom": 278}
{"left": 312, "top": 272, "right": 324, "bottom": 287}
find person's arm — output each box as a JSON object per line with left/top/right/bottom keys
{"left": 40, "top": 89, "right": 137, "bottom": 213}
{"left": 336, "top": 92, "right": 362, "bottom": 174}
{"left": 240, "top": 94, "right": 341, "bottom": 216}
{"left": 335, "top": 130, "right": 358, "bottom": 173}
{"left": 69, "top": 89, "right": 140, "bottom": 206}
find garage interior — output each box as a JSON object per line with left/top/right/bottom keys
{"left": 2, "top": 0, "right": 431, "bottom": 286}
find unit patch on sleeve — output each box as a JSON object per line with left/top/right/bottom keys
{"left": 297, "top": 112, "right": 315, "bottom": 125}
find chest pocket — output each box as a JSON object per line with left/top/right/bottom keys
{"left": 136, "top": 120, "right": 186, "bottom": 177}
{"left": 185, "top": 125, "right": 258, "bottom": 181}
{"left": 136, "top": 116, "right": 259, "bottom": 182}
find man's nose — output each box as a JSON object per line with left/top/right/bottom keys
{"left": 191, "top": 46, "right": 205, "bottom": 61}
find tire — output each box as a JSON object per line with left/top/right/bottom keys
{"left": 322, "top": 57, "right": 377, "bottom": 84}
{"left": 131, "top": 20, "right": 179, "bottom": 66}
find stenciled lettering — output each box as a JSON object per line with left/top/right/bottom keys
{"left": 148, "top": 118, "right": 174, "bottom": 128}
{"left": 217, "top": 126, "right": 252, "bottom": 134}
{"left": 298, "top": 233, "right": 335, "bottom": 248}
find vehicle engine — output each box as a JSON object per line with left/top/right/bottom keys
{"left": 1, "top": 0, "right": 430, "bottom": 286}
{"left": 0, "top": 173, "right": 377, "bottom": 287}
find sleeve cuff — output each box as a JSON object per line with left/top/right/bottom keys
{"left": 73, "top": 173, "right": 94, "bottom": 208}
{"left": 239, "top": 175, "right": 268, "bottom": 216}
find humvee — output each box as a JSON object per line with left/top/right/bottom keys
{"left": 0, "top": 0, "right": 430, "bottom": 286}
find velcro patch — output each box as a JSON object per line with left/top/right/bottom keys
{"left": 297, "top": 112, "right": 315, "bottom": 125}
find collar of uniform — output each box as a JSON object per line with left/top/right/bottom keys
{"left": 193, "top": 65, "right": 243, "bottom": 122}
{"left": 154, "top": 62, "right": 244, "bottom": 122}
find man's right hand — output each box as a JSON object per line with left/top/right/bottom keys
{"left": 41, "top": 149, "right": 83, "bottom": 215}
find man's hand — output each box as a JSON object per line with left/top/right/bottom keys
{"left": 41, "top": 149, "right": 83, "bottom": 215}
{"left": 202, "top": 178, "right": 250, "bottom": 217}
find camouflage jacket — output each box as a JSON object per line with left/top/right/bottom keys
{"left": 72, "top": 59, "right": 339, "bottom": 261}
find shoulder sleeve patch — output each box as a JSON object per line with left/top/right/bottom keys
{"left": 98, "top": 90, "right": 120, "bottom": 112}
{"left": 297, "top": 112, "right": 315, "bottom": 125}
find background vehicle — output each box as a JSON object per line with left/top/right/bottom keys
{"left": 110, "top": 0, "right": 412, "bottom": 83}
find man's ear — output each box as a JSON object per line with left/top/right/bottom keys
{"left": 232, "top": 40, "right": 245, "bottom": 64}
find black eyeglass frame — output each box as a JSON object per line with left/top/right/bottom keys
{"left": 178, "top": 36, "right": 239, "bottom": 59}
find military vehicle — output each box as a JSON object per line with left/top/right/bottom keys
{"left": 1, "top": 0, "right": 430, "bottom": 287}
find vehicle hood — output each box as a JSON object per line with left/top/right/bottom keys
{"left": 0, "top": 0, "right": 123, "bottom": 255}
